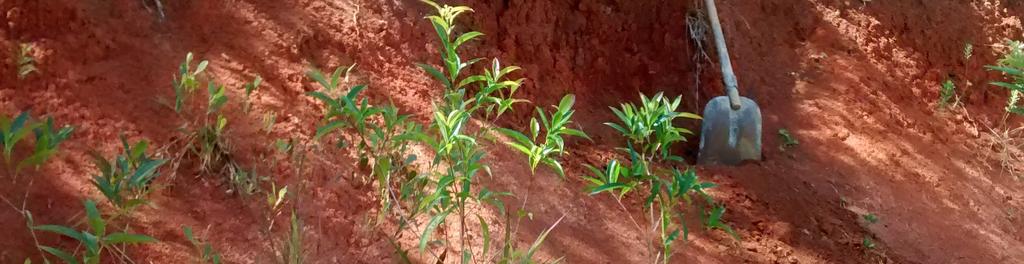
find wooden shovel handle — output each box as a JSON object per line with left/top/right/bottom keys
{"left": 704, "top": 0, "right": 743, "bottom": 110}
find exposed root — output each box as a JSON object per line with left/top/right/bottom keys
{"left": 987, "top": 126, "right": 1024, "bottom": 179}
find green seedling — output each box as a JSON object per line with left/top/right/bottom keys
{"left": 863, "top": 213, "right": 879, "bottom": 224}
{"left": 183, "top": 81, "right": 231, "bottom": 175}
{"left": 495, "top": 94, "right": 589, "bottom": 177}
{"left": 173, "top": 52, "right": 209, "bottom": 113}
{"left": 593, "top": 92, "right": 734, "bottom": 263}
{"left": 938, "top": 79, "right": 957, "bottom": 109}
{"left": 862, "top": 235, "right": 876, "bottom": 249}
{"left": 21, "top": 116, "right": 74, "bottom": 173}
{"left": 988, "top": 40, "right": 1024, "bottom": 115}
{"left": 90, "top": 136, "right": 166, "bottom": 216}
{"left": 778, "top": 128, "right": 799, "bottom": 150}
{"left": 16, "top": 43, "right": 38, "bottom": 79}
{"left": 242, "top": 75, "right": 262, "bottom": 114}
{"left": 34, "top": 200, "right": 157, "bottom": 264}
{"left": 606, "top": 92, "right": 701, "bottom": 163}
{"left": 183, "top": 226, "right": 222, "bottom": 264}
{"left": 1, "top": 111, "right": 39, "bottom": 168}
{"left": 0, "top": 112, "right": 74, "bottom": 175}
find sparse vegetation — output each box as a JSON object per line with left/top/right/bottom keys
{"left": 939, "top": 79, "right": 957, "bottom": 109}
{"left": 778, "top": 128, "right": 799, "bottom": 150}
{"left": 7, "top": 1, "right": 753, "bottom": 263}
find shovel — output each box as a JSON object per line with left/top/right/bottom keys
{"left": 697, "top": 0, "right": 762, "bottom": 165}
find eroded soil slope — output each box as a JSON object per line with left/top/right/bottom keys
{"left": 1, "top": 0, "right": 1023, "bottom": 263}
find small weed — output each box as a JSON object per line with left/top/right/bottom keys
{"left": 173, "top": 52, "right": 209, "bottom": 113}
{"left": 34, "top": 200, "right": 157, "bottom": 264}
{"left": 862, "top": 235, "right": 876, "bottom": 249}
{"left": 938, "top": 79, "right": 958, "bottom": 109}
{"left": 863, "top": 213, "right": 879, "bottom": 224}
{"left": 778, "top": 128, "right": 799, "bottom": 150}
{"left": 184, "top": 226, "right": 223, "bottom": 264}
{"left": 90, "top": 136, "right": 166, "bottom": 216}
{"left": 242, "top": 75, "right": 262, "bottom": 114}
{"left": 15, "top": 43, "right": 37, "bottom": 80}
{"left": 170, "top": 52, "right": 245, "bottom": 189}
{"left": 0, "top": 111, "right": 67, "bottom": 173}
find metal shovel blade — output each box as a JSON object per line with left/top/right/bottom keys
{"left": 697, "top": 96, "right": 762, "bottom": 165}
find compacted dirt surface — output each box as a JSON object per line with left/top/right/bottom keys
{"left": 2, "top": 0, "right": 1024, "bottom": 263}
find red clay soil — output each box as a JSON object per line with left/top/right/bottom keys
{"left": 2, "top": 0, "right": 1024, "bottom": 263}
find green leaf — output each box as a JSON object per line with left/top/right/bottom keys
{"left": 525, "top": 215, "right": 565, "bottom": 260}
{"left": 457, "top": 75, "right": 486, "bottom": 90}
{"left": 130, "top": 140, "right": 148, "bottom": 161}
{"left": 104, "top": 233, "right": 158, "bottom": 244}
{"left": 195, "top": 60, "right": 209, "bottom": 75}
{"left": 494, "top": 127, "right": 531, "bottom": 147}
{"left": 419, "top": 209, "right": 451, "bottom": 252}
{"left": 477, "top": 215, "right": 491, "bottom": 261}
{"left": 129, "top": 159, "right": 166, "bottom": 186}
{"left": 33, "top": 225, "right": 85, "bottom": 242}
{"left": 590, "top": 183, "right": 628, "bottom": 195}
{"left": 677, "top": 112, "right": 702, "bottom": 120}
{"left": 417, "top": 63, "right": 452, "bottom": 89}
{"left": 16, "top": 149, "right": 55, "bottom": 172}
{"left": 453, "top": 31, "right": 484, "bottom": 50}
{"left": 557, "top": 94, "right": 576, "bottom": 113}
{"left": 987, "top": 65, "right": 1024, "bottom": 76}
{"left": 39, "top": 246, "right": 80, "bottom": 264}
{"left": 314, "top": 120, "right": 348, "bottom": 140}
{"left": 84, "top": 200, "right": 105, "bottom": 236}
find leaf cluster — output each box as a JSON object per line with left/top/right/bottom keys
{"left": 90, "top": 136, "right": 166, "bottom": 215}
{"left": 496, "top": 95, "right": 589, "bottom": 177}
{"left": 606, "top": 92, "right": 700, "bottom": 162}
{"left": 1, "top": 111, "right": 74, "bottom": 174}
